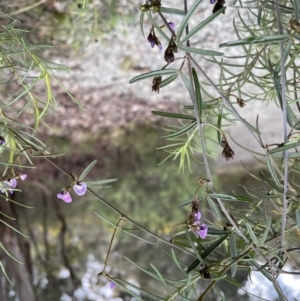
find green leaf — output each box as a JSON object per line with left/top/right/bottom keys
{"left": 246, "top": 223, "right": 259, "bottom": 246}
{"left": 162, "top": 122, "right": 196, "bottom": 138}
{"left": 160, "top": 7, "right": 185, "bottom": 15}
{"left": 220, "top": 34, "right": 289, "bottom": 47}
{"left": 260, "top": 171, "right": 282, "bottom": 193}
{"left": 275, "top": 40, "right": 291, "bottom": 72}
{"left": 230, "top": 234, "right": 237, "bottom": 259}
{"left": 260, "top": 217, "right": 271, "bottom": 245}
{"left": 178, "top": 195, "right": 206, "bottom": 208}
{"left": 152, "top": 111, "right": 195, "bottom": 120}
{"left": 207, "top": 197, "right": 222, "bottom": 221}
{"left": 180, "top": 72, "right": 193, "bottom": 100}
{"left": 296, "top": 209, "right": 300, "bottom": 230}
{"left": 192, "top": 68, "right": 202, "bottom": 120}
{"left": 140, "top": 11, "right": 145, "bottom": 37}
{"left": 79, "top": 159, "right": 97, "bottom": 181}
{"left": 209, "top": 193, "right": 251, "bottom": 202}
{"left": 186, "top": 234, "right": 229, "bottom": 273}
{"left": 0, "top": 262, "right": 13, "bottom": 285}
{"left": 151, "top": 264, "right": 171, "bottom": 296}
{"left": 177, "top": 44, "right": 223, "bottom": 56}
{"left": 129, "top": 69, "right": 178, "bottom": 84}
{"left": 181, "top": 6, "right": 226, "bottom": 43}
{"left": 176, "top": 0, "right": 203, "bottom": 42}
{"left": 86, "top": 179, "right": 118, "bottom": 187}
{"left": 295, "top": 0, "right": 300, "bottom": 21}
{"left": 268, "top": 140, "right": 300, "bottom": 154}
{"left": 266, "top": 155, "right": 282, "bottom": 189}
{"left": 217, "top": 113, "right": 222, "bottom": 144}
{"left": 160, "top": 74, "right": 178, "bottom": 88}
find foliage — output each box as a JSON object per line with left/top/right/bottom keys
{"left": 1, "top": 0, "right": 300, "bottom": 301}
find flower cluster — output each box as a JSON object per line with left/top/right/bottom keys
{"left": 57, "top": 181, "right": 87, "bottom": 203}
{"left": 188, "top": 202, "right": 208, "bottom": 239}
{"left": 1, "top": 173, "right": 27, "bottom": 194}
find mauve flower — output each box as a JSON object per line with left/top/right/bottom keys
{"left": 57, "top": 191, "right": 72, "bottom": 203}
{"left": 1, "top": 179, "right": 17, "bottom": 194}
{"left": 197, "top": 224, "right": 208, "bottom": 239}
{"left": 20, "top": 174, "right": 27, "bottom": 180}
{"left": 0, "top": 136, "right": 6, "bottom": 146}
{"left": 168, "top": 22, "right": 175, "bottom": 31}
{"left": 194, "top": 211, "right": 201, "bottom": 222}
{"left": 109, "top": 281, "right": 116, "bottom": 290}
{"left": 210, "top": 0, "right": 216, "bottom": 4}
{"left": 189, "top": 208, "right": 208, "bottom": 239}
{"left": 73, "top": 182, "right": 87, "bottom": 196}
{"left": 147, "top": 30, "right": 162, "bottom": 50}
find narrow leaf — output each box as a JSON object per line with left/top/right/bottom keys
{"left": 220, "top": 34, "right": 289, "bottom": 47}
{"left": 192, "top": 68, "right": 202, "bottom": 120}
{"left": 160, "top": 7, "right": 185, "bottom": 15}
{"left": 162, "top": 122, "right": 196, "bottom": 138}
{"left": 246, "top": 223, "right": 259, "bottom": 246}
{"left": 151, "top": 264, "right": 171, "bottom": 296}
{"left": 181, "top": 7, "right": 226, "bottom": 43}
{"left": 266, "top": 155, "right": 282, "bottom": 189}
{"left": 268, "top": 140, "right": 300, "bottom": 154}
{"left": 186, "top": 234, "right": 229, "bottom": 273}
{"left": 176, "top": 0, "right": 203, "bottom": 42}
{"left": 79, "top": 159, "right": 97, "bottom": 181}
{"left": 178, "top": 44, "right": 223, "bottom": 56}
{"left": 296, "top": 209, "right": 300, "bottom": 230}
{"left": 152, "top": 111, "right": 195, "bottom": 120}
{"left": 129, "top": 69, "right": 177, "bottom": 84}
{"left": 260, "top": 217, "right": 271, "bottom": 245}
{"left": 160, "top": 74, "right": 178, "bottom": 88}
{"left": 140, "top": 11, "right": 145, "bottom": 37}
{"left": 207, "top": 197, "right": 222, "bottom": 221}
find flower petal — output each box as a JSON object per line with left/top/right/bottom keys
{"left": 9, "top": 179, "right": 17, "bottom": 189}
{"left": 57, "top": 192, "right": 72, "bottom": 203}
{"left": 194, "top": 211, "right": 201, "bottom": 221}
{"left": 73, "top": 182, "right": 87, "bottom": 196}
{"left": 109, "top": 281, "right": 116, "bottom": 290}
{"left": 197, "top": 224, "right": 208, "bottom": 239}
{"left": 20, "top": 174, "right": 27, "bottom": 181}
{"left": 168, "top": 22, "right": 176, "bottom": 31}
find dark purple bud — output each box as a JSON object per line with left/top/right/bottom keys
{"left": 0, "top": 136, "right": 5, "bottom": 146}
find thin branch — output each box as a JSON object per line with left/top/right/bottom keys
{"left": 274, "top": 0, "right": 289, "bottom": 251}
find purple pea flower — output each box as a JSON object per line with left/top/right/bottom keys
{"left": 1, "top": 179, "right": 17, "bottom": 194}
{"left": 20, "top": 174, "right": 27, "bottom": 181}
{"left": 190, "top": 209, "right": 208, "bottom": 239}
{"left": 210, "top": 0, "right": 216, "bottom": 4}
{"left": 147, "top": 30, "right": 162, "bottom": 50}
{"left": 109, "top": 281, "right": 116, "bottom": 290}
{"left": 73, "top": 182, "right": 87, "bottom": 196}
{"left": 197, "top": 224, "right": 208, "bottom": 239}
{"left": 57, "top": 191, "right": 72, "bottom": 203}
{"left": 168, "top": 22, "right": 176, "bottom": 31}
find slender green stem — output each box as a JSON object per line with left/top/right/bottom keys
{"left": 102, "top": 216, "right": 124, "bottom": 273}
{"left": 274, "top": 0, "right": 289, "bottom": 252}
